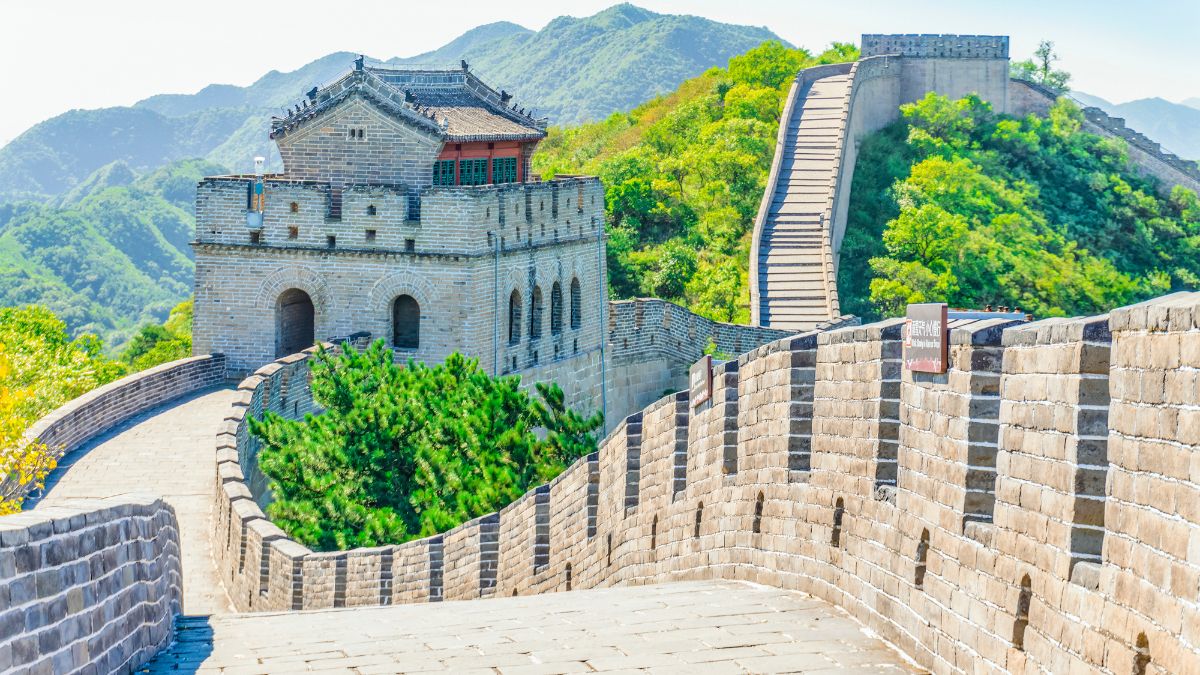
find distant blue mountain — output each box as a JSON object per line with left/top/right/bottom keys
{"left": 1070, "top": 92, "right": 1200, "bottom": 161}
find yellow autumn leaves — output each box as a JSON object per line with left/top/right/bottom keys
{"left": 0, "top": 345, "right": 56, "bottom": 514}
{"left": 0, "top": 306, "right": 125, "bottom": 513}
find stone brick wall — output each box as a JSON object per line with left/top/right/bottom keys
{"left": 274, "top": 95, "right": 443, "bottom": 189}
{"left": 604, "top": 298, "right": 828, "bottom": 425}
{"left": 1102, "top": 294, "right": 1197, "bottom": 673}
{"left": 0, "top": 496, "right": 181, "bottom": 673}
{"left": 813, "top": 319, "right": 904, "bottom": 500}
{"left": 212, "top": 292, "right": 1200, "bottom": 674}
{"left": 194, "top": 177, "right": 607, "bottom": 379}
{"left": 899, "top": 318, "right": 1018, "bottom": 532}
{"left": 26, "top": 354, "right": 226, "bottom": 459}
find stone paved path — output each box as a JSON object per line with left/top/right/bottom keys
{"left": 33, "top": 387, "right": 239, "bottom": 615}
{"left": 28, "top": 391, "right": 917, "bottom": 673}
{"left": 141, "top": 581, "right": 918, "bottom": 674}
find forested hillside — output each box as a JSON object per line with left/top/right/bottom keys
{"left": 534, "top": 41, "right": 858, "bottom": 323}
{"left": 838, "top": 93, "right": 1200, "bottom": 321}
{"left": 391, "top": 4, "right": 785, "bottom": 127}
{"left": 0, "top": 159, "right": 222, "bottom": 347}
{"left": 0, "top": 4, "right": 783, "bottom": 202}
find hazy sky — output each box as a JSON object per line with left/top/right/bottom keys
{"left": 0, "top": 0, "right": 1196, "bottom": 146}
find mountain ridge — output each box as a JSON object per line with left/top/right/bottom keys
{"left": 0, "top": 4, "right": 785, "bottom": 202}
{"left": 1067, "top": 92, "right": 1200, "bottom": 160}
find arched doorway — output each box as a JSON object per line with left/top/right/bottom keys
{"left": 276, "top": 288, "right": 315, "bottom": 357}
{"left": 393, "top": 295, "right": 420, "bottom": 350}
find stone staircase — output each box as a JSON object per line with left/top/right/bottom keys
{"left": 755, "top": 72, "right": 853, "bottom": 331}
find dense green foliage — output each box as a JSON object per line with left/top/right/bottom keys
{"left": 118, "top": 299, "right": 193, "bottom": 370}
{"left": 0, "top": 160, "right": 221, "bottom": 348}
{"left": 1, "top": 5, "right": 785, "bottom": 201}
{"left": 249, "top": 342, "right": 603, "bottom": 551}
{"left": 0, "top": 306, "right": 124, "bottom": 429}
{"left": 839, "top": 93, "right": 1200, "bottom": 320}
{"left": 534, "top": 40, "right": 858, "bottom": 322}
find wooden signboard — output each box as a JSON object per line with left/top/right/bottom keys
{"left": 689, "top": 354, "right": 713, "bottom": 408}
{"left": 904, "top": 303, "right": 948, "bottom": 373}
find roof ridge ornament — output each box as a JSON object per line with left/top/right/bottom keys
{"left": 355, "top": 55, "right": 365, "bottom": 71}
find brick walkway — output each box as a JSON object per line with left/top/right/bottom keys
{"left": 142, "top": 581, "right": 917, "bottom": 674}
{"left": 33, "top": 387, "right": 240, "bottom": 615}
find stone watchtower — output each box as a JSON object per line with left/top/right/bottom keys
{"left": 193, "top": 59, "right": 608, "bottom": 411}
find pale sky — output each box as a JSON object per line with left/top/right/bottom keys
{"left": 0, "top": 0, "right": 1196, "bottom": 146}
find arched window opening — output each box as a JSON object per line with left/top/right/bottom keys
{"left": 650, "top": 515, "right": 658, "bottom": 549}
{"left": 529, "top": 286, "right": 544, "bottom": 340}
{"left": 832, "top": 498, "right": 845, "bottom": 547}
{"left": 275, "top": 288, "right": 314, "bottom": 358}
{"left": 289, "top": 201, "right": 299, "bottom": 213}
{"left": 1012, "top": 574, "right": 1032, "bottom": 650}
{"left": 694, "top": 502, "right": 703, "bottom": 539}
{"left": 753, "top": 493, "right": 764, "bottom": 535}
{"left": 508, "top": 290, "right": 522, "bottom": 344}
{"left": 915, "top": 529, "right": 930, "bottom": 590}
{"left": 392, "top": 295, "right": 420, "bottom": 350}
{"left": 366, "top": 204, "right": 377, "bottom": 216}
{"left": 550, "top": 282, "right": 563, "bottom": 335}
{"left": 570, "top": 278, "right": 582, "bottom": 330}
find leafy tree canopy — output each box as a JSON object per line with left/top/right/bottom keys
{"left": 535, "top": 40, "right": 859, "bottom": 324}
{"left": 249, "top": 341, "right": 603, "bottom": 551}
{"left": 119, "top": 299, "right": 193, "bottom": 370}
{"left": 0, "top": 306, "right": 125, "bottom": 511}
{"left": 1011, "top": 40, "right": 1071, "bottom": 93}
{"left": 838, "top": 93, "right": 1199, "bottom": 321}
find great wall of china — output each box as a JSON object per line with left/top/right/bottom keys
{"left": 751, "top": 35, "right": 1200, "bottom": 332}
{"left": 4, "top": 33, "right": 1200, "bottom": 675}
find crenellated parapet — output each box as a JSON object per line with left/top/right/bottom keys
{"left": 606, "top": 297, "right": 852, "bottom": 422}
{"left": 208, "top": 291, "right": 1200, "bottom": 673}
{"left": 861, "top": 34, "right": 1010, "bottom": 59}
{"left": 1008, "top": 79, "right": 1200, "bottom": 196}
